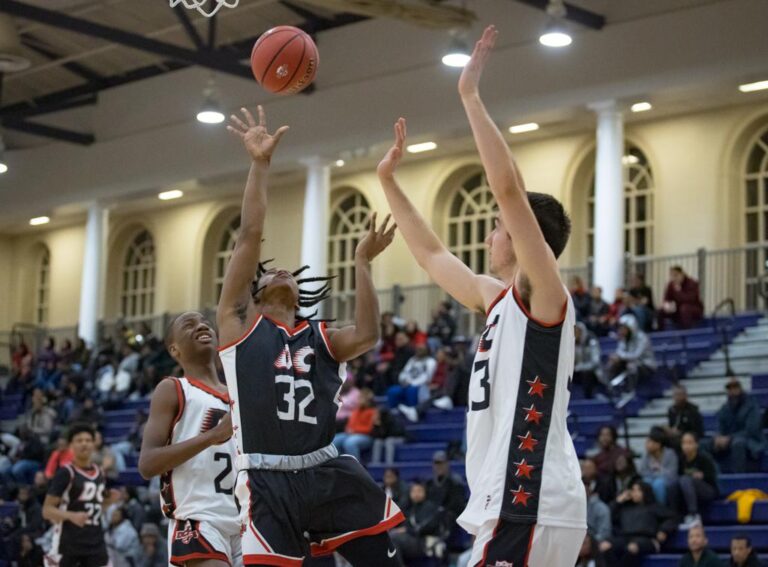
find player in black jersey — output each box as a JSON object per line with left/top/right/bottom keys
{"left": 43, "top": 423, "right": 112, "bottom": 567}
{"left": 217, "top": 106, "right": 403, "bottom": 566}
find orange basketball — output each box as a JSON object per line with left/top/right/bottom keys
{"left": 251, "top": 26, "right": 318, "bottom": 95}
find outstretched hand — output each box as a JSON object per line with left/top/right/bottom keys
{"left": 458, "top": 25, "right": 498, "bottom": 97}
{"left": 377, "top": 117, "right": 407, "bottom": 179}
{"left": 355, "top": 212, "right": 397, "bottom": 262}
{"left": 227, "top": 105, "right": 289, "bottom": 163}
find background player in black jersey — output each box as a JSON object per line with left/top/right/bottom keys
{"left": 43, "top": 423, "right": 114, "bottom": 567}
{"left": 217, "top": 106, "right": 403, "bottom": 566}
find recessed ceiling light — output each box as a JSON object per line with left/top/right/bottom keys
{"left": 622, "top": 155, "right": 640, "bottom": 165}
{"left": 0, "top": 162, "right": 7, "bottom": 174}
{"left": 30, "top": 216, "right": 50, "bottom": 226}
{"left": 406, "top": 142, "right": 437, "bottom": 154}
{"left": 509, "top": 122, "right": 540, "bottom": 134}
{"left": 159, "top": 190, "right": 184, "bottom": 201}
{"left": 739, "top": 80, "right": 768, "bottom": 93}
{"left": 335, "top": 159, "right": 345, "bottom": 167}
{"left": 631, "top": 102, "right": 652, "bottom": 113}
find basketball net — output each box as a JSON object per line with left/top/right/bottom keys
{"left": 169, "top": 0, "right": 239, "bottom": 18}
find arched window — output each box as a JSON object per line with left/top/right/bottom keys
{"left": 328, "top": 190, "right": 371, "bottom": 292}
{"left": 587, "top": 145, "right": 654, "bottom": 258}
{"left": 120, "top": 230, "right": 156, "bottom": 320}
{"left": 744, "top": 126, "right": 768, "bottom": 307}
{"left": 446, "top": 171, "right": 496, "bottom": 273}
{"left": 36, "top": 247, "right": 50, "bottom": 325}
{"left": 214, "top": 216, "right": 240, "bottom": 303}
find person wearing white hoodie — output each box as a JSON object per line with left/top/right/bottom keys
{"left": 607, "top": 314, "right": 656, "bottom": 401}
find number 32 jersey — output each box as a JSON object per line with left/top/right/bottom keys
{"left": 218, "top": 316, "right": 346, "bottom": 463}
{"left": 160, "top": 376, "right": 240, "bottom": 537}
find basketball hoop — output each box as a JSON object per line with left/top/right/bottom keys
{"left": 169, "top": 0, "right": 239, "bottom": 18}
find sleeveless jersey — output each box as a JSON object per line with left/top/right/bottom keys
{"left": 47, "top": 464, "right": 106, "bottom": 557}
{"left": 159, "top": 377, "right": 240, "bottom": 536}
{"left": 457, "top": 287, "right": 587, "bottom": 534}
{"left": 218, "top": 316, "right": 346, "bottom": 462}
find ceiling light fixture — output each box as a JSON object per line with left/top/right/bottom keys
{"left": 29, "top": 216, "right": 50, "bottom": 226}
{"left": 196, "top": 77, "right": 225, "bottom": 124}
{"left": 509, "top": 122, "right": 540, "bottom": 134}
{"left": 739, "top": 80, "right": 768, "bottom": 93}
{"left": 406, "top": 142, "right": 437, "bottom": 154}
{"left": 335, "top": 159, "right": 345, "bottom": 167}
{"left": 539, "top": 0, "right": 572, "bottom": 48}
{"left": 442, "top": 37, "right": 471, "bottom": 68}
{"left": 631, "top": 101, "right": 652, "bottom": 113}
{"left": 159, "top": 190, "right": 184, "bottom": 201}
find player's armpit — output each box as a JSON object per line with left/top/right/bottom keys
{"left": 422, "top": 249, "right": 505, "bottom": 313}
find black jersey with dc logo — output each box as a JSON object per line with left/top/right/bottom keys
{"left": 218, "top": 316, "right": 345, "bottom": 456}
{"left": 47, "top": 464, "right": 107, "bottom": 556}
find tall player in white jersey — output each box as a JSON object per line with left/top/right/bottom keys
{"left": 376, "top": 25, "right": 587, "bottom": 567}
{"left": 139, "top": 311, "right": 242, "bottom": 567}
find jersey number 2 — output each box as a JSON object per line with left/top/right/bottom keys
{"left": 275, "top": 375, "right": 317, "bottom": 424}
{"left": 213, "top": 453, "right": 233, "bottom": 495}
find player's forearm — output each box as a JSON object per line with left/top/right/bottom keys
{"left": 352, "top": 257, "right": 380, "bottom": 347}
{"left": 461, "top": 93, "right": 525, "bottom": 199}
{"left": 138, "top": 433, "right": 217, "bottom": 479}
{"left": 42, "top": 505, "right": 72, "bottom": 524}
{"left": 239, "top": 159, "right": 270, "bottom": 238}
{"left": 378, "top": 175, "right": 445, "bottom": 268}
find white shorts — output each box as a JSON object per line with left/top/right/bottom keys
{"left": 167, "top": 519, "right": 243, "bottom": 567}
{"left": 468, "top": 519, "right": 586, "bottom": 567}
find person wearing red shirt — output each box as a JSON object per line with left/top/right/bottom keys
{"left": 333, "top": 388, "right": 379, "bottom": 460}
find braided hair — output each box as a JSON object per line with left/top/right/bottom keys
{"left": 251, "top": 259, "right": 336, "bottom": 321}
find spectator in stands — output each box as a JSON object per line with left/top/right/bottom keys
{"left": 427, "top": 346, "right": 454, "bottom": 408}
{"left": 388, "top": 345, "right": 436, "bottom": 421}
{"left": 333, "top": 387, "right": 378, "bottom": 460}
{"left": 607, "top": 315, "right": 656, "bottom": 401}
{"left": 659, "top": 266, "right": 704, "bottom": 330}
{"left": 18, "top": 533, "right": 43, "bottom": 567}
{"left": 55, "top": 376, "right": 83, "bottom": 425}
{"left": 729, "top": 536, "right": 763, "bottom": 567}
{"left": 0, "top": 433, "right": 20, "bottom": 488}
{"left": 31, "top": 471, "right": 48, "bottom": 505}
{"left": 404, "top": 319, "right": 428, "bottom": 349}
{"left": 426, "top": 450, "right": 467, "bottom": 523}
{"left": 582, "top": 458, "right": 614, "bottom": 503}
{"left": 335, "top": 375, "right": 360, "bottom": 432}
{"left": 14, "top": 485, "right": 44, "bottom": 538}
{"left": 670, "top": 432, "right": 719, "bottom": 529}
{"left": 378, "top": 311, "right": 400, "bottom": 361}
{"left": 575, "top": 322, "right": 602, "bottom": 399}
{"left": 667, "top": 385, "right": 705, "bottom": 445}
{"left": 576, "top": 534, "right": 608, "bottom": 567}
{"left": 137, "top": 523, "right": 167, "bottom": 567}
{"left": 629, "top": 272, "right": 656, "bottom": 313}
{"left": 610, "top": 454, "right": 642, "bottom": 504}
{"left": 35, "top": 337, "right": 60, "bottom": 392}
{"left": 427, "top": 300, "right": 457, "bottom": 351}
{"left": 390, "top": 482, "right": 444, "bottom": 562}
{"left": 679, "top": 525, "right": 724, "bottom": 567}
{"left": 592, "top": 425, "right": 632, "bottom": 479}
{"left": 584, "top": 479, "right": 612, "bottom": 545}
{"left": 70, "top": 397, "right": 103, "bottom": 430}
{"left": 587, "top": 286, "right": 611, "bottom": 336}
{"left": 92, "top": 430, "right": 120, "bottom": 480}
{"left": 626, "top": 290, "right": 655, "bottom": 333}
{"left": 448, "top": 340, "right": 473, "bottom": 408}
{"left": 44, "top": 436, "right": 73, "bottom": 479}
{"left": 600, "top": 480, "right": 677, "bottom": 567}
{"left": 106, "top": 506, "right": 141, "bottom": 567}
{"left": 387, "top": 331, "right": 416, "bottom": 388}
{"left": 24, "top": 388, "right": 57, "bottom": 444}
{"left": 703, "top": 378, "right": 767, "bottom": 473}
{"left": 9, "top": 426, "right": 45, "bottom": 485}
{"left": 381, "top": 467, "right": 409, "bottom": 511}
{"left": 72, "top": 337, "right": 91, "bottom": 372}
{"left": 570, "top": 276, "right": 592, "bottom": 321}
{"left": 638, "top": 426, "right": 678, "bottom": 505}
{"left": 607, "top": 288, "right": 628, "bottom": 328}
{"left": 7, "top": 342, "right": 34, "bottom": 395}
{"left": 110, "top": 409, "right": 147, "bottom": 472}
{"left": 371, "top": 407, "right": 406, "bottom": 464}
{"left": 111, "top": 487, "right": 146, "bottom": 532}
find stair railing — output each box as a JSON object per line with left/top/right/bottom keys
{"left": 711, "top": 298, "right": 736, "bottom": 378}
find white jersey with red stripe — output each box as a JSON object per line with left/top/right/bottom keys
{"left": 458, "top": 286, "right": 587, "bottom": 534}
{"left": 159, "top": 376, "right": 240, "bottom": 537}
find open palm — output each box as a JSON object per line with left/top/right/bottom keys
{"left": 227, "top": 105, "right": 289, "bottom": 162}
{"left": 377, "top": 117, "right": 407, "bottom": 179}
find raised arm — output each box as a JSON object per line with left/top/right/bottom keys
{"left": 326, "top": 213, "right": 396, "bottom": 361}
{"left": 376, "top": 118, "right": 504, "bottom": 312}
{"left": 458, "top": 26, "right": 566, "bottom": 323}
{"left": 217, "top": 106, "right": 289, "bottom": 343}
{"left": 138, "top": 379, "right": 232, "bottom": 479}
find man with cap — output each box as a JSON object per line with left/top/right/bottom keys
{"left": 425, "top": 450, "right": 467, "bottom": 524}
{"left": 702, "top": 378, "right": 766, "bottom": 473}
{"left": 137, "top": 524, "right": 167, "bottom": 567}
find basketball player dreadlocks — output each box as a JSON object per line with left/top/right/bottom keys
{"left": 216, "top": 106, "right": 404, "bottom": 567}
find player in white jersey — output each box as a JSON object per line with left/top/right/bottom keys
{"left": 139, "top": 311, "right": 242, "bottom": 567}
{"left": 376, "top": 25, "right": 587, "bottom": 567}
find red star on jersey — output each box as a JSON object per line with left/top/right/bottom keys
{"left": 510, "top": 485, "right": 532, "bottom": 507}
{"left": 527, "top": 376, "right": 548, "bottom": 398}
{"left": 517, "top": 431, "right": 539, "bottom": 452}
{"left": 523, "top": 404, "right": 543, "bottom": 425}
{"left": 514, "top": 459, "right": 535, "bottom": 479}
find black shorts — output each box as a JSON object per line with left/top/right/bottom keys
{"left": 236, "top": 455, "right": 404, "bottom": 565}
{"left": 51, "top": 551, "right": 109, "bottom": 567}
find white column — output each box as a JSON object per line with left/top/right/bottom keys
{"left": 299, "top": 157, "right": 331, "bottom": 316}
{"left": 590, "top": 100, "right": 625, "bottom": 297}
{"left": 78, "top": 203, "right": 108, "bottom": 347}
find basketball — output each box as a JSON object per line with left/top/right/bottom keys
{"left": 251, "top": 26, "right": 318, "bottom": 95}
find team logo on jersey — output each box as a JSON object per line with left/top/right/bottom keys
{"left": 200, "top": 408, "right": 228, "bottom": 434}
{"left": 273, "top": 345, "right": 315, "bottom": 375}
{"left": 175, "top": 521, "right": 200, "bottom": 544}
{"left": 488, "top": 561, "right": 513, "bottom": 567}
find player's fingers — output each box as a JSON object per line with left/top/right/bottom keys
{"left": 226, "top": 125, "right": 244, "bottom": 138}
{"left": 242, "top": 107, "right": 257, "bottom": 128}
{"left": 368, "top": 211, "right": 377, "bottom": 232}
{"left": 273, "top": 125, "right": 290, "bottom": 141}
{"left": 257, "top": 105, "right": 266, "bottom": 127}
{"left": 379, "top": 214, "right": 392, "bottom": 235}
{"left": 230, "top": 114, "right": 248, "bottom": 131}
{"left": 386, "top": 223, "right": 397, "bottom": 238}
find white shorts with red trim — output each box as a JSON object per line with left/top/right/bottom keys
{"left": 168, "top": 518, "right": 243, "bottom": 567}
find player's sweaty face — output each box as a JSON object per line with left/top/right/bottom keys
{"left": 175, "top": 312, "right": 217, "bottom": 354}
{"left": 70, "top": 432, "right": 95, "bottom": 460}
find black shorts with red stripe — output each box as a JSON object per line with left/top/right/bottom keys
{"left": 239, "top": 455, "right": 404, "bottom": 565}
{"left": 169, "top": 519, "right": 231, "bottom": 566}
